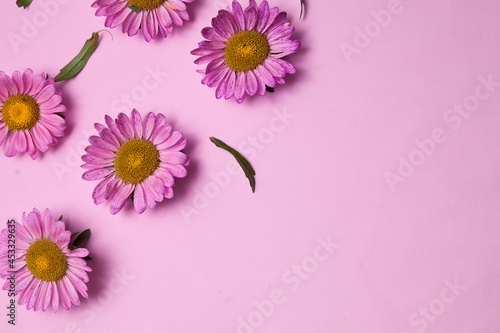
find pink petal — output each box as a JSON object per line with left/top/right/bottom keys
{"left": 201, "top": 27, "right": 225, "bottom": 42}
{"left": 156, "top": 131, "right": 183, "bottom": 150}
{"left": 159, "top": 137, "right": 186, "bottom": 152}
{"left": 35, "top": 84, "right": 56, "bottom": 104}
{"left": 131, "top": 109, "right": 143, "bottom": 138}
{"left": 256, "top": 0, "right": 270, "bottom": 32}
{"left": 35, "top": 281, "right": 49, "bottom": 311}
{"left": 85, "top": 145, "right": 116, "bottom": 159}
{"left": 25, "top": 210, "right": 42, "bottom": 239}
{"left": 0, "top": 72, "right": 17, "bottom": 95}
{"left": 157, "top": 5, "right": 173, "bottom": 37}
{"left": 19, "top": 277, "right": 37, "bottom": 306}
{"left": 51, "top": 281, "right": 59, "bottom": 312}
{"left": 40, "top": 208, "right": 53, "bottom": 238}
{"left": 224, "top": 70, "right": 237, "bottom": 100}
{"left": 152, "top": 125, "right": 172, "bottom": 145}
{"left": 32, "top": 123, "right": 53, "bottom": 149}
{"left": 92, "top": 176, "right": 113, "bottom": 204}
{"left": 133, "top": 183, "right": 147, "bottom": 214}
{"left": 244, "top": 6, "right": 258, "bottom": 30}
{"left": 116, "top": 113, "right": 134, "bottom": 139}
{"left": 164, "top": 186, "right": 174, "bottom": 199}
{"left": 161, "top": 151, "right": 188, "bottom": 165}
{"left": 154, "top": 113, "right": 167, "bottom": 131}
{"left": 255, "top": 64, "right": 276, "bottom": 87}
{"left": 4, "top": 132, "right": 18, "bottom": 157}
{"left": 66, "top": 270, "right": 88, "bottom": 298}
{"left": 165, "top": 5, "right": 183, "bottom": 26}
{"left": 26, "top": 131, "right": 38, "bottom": 159}
{"left": 215, "top": 71, "right": 231, "bottom": 99}
{"left": 232, "top": 0, "right": 245, "bottom": 31}
{"left": 99, "top": 128, "right": 120, "bottom": 149}
{"left": 142, "top": 112, "right": 156, "bottom": 140}
{"left": 161, "top": 162, "right": 187, "bottom": 178}
{"left": 43, "top": 281, "right": 52, "bottom": 311}
{"left": 27, "top": 279, "right": 42, "bottom": 310}
{"left": 89, "top": 135, "right": 116, "bottom": 151}
{"left": 56, "top": 230, "right": 71, "bottom": 250}
{"left": 57, "top": 280, "right": 71, "bottom": 310}
{"left": 105, "top": 115, "right": 127, "bottom": 142}
{"left": 82, "top": 167, "right": 114, "bottom": 181}
{"left": 12, "top": 71, "right": 24, "bottom": 93}
{"left": 245, "top": 69, "right": 258, "bottom": 96}
{"left": 234, "top": 71, "right": 246, "bottom": 103}
{"left": 68, "top": 266, "right": 90, "bottom": 283}
{"left": 29, "top": 74, "right": 47, "bottom": 96}
{"left": 126, "top": 11, "right": 143, "bottom": 36}
{"left": 110, "top": 183, "right": 134, "bottom": 214}
{"left": 62, "top": 276, "right": 80, "bottom": 306}
{"left": 14, "top": 221, "right": 33, "bottom": 243}
{"left": 68, "top": 258, "right": 92, "bottom": 272}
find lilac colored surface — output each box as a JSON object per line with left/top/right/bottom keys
{"left": 1, "top": 0, "right": 500, "bottom": 332}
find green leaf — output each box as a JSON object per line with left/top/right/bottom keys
{"left": 129, "top": 5, "right": 140, "bottom": 12}
{"left": 71, "top": 229, "right": 91, "bottom": 248}
{"left": 58, "top": 215, "right": 63, "bottom": 221}
{"left": 70, "top": 231, "right": 79, "bottom": 240}
{"left": 209, "top": 136, "right": 256, "bottom": 193}
{"left": 299, "top": 0, "right": 305, "bottom": 19}
{"left": 266, "top": 86, "right": 274, "bottom": 93}
{"left": 83, "top": 255, "right": 93, "bottom": 261}
{"left": 54, "top": 31, "right": 103, "bottom": 82}
{"left": 16, "top": 0, "right": 33, "bottom": 8}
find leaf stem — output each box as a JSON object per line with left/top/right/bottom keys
{"left": 209, "top": 137, "right": 256, "bottom": 193}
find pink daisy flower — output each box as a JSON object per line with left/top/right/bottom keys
{"left": 0, "top": 69, "right": 66, "bottom": 159}
{"left": 92, "top": 0, "right": 195, "bottom": 42}
{"left": 0, "top": 208, "right": 92, "bottom": 312}
{"left": 81, "top": 109, "right": 189, "bottom": 215}
{"left": 191, "top": 0, "right": 300, "bottom": 104}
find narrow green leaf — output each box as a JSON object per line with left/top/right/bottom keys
{"left": 129, "top": 5, "right": 140, "bottom": 12}
{"left": 266, "top": 86, "right": 275, "bottom": 93}
{"left": 209, "top": 137, "right": 256, "bottom": 193}
{"left": 70, "top": 231, "right": 79, "bottom": 240}
{"left": 299, "top": 0, "right": 305, "bottom": 19}
{"left": 54, "top": 31, "right": 102, "bottom": 82}
{"left": 72, "top": 229, "right": 91, "bottom": 248}
{"left": 83, "top": 256, "right": 93, "bottom": 261}
{"left": 58, "top": 215, "right": 63, "bottom": 221}
{"left": 16, "top": 0, "right": 33, "bottom": 8}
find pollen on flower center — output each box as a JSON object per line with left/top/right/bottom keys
{"left": 1, "top": 94, "right": 40, "bottom": 130}
{"left": 26, "top": 238, "right": 68, "bottom": 281}
{"left": 126, "top": 0, "right": 165, "bottom": 10}
{"left": 114, "top": 138, "right": 160, "bottom": 184}
{"left": 224, "top": 30, "right": 270, "bottom": 72}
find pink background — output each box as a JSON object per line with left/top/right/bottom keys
{"left": 1, "top": 0, "right": 500, "bottom": 332}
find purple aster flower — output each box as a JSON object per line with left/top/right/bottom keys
{"left": 92, "top": 0, "right": 194, "bottom": 42}
{"left": 0, "top": 208, "right": 91, "bottom": 312}
{"left": 0, "top": 69, "right": 66, "bottom": 159}
{"left": 191, "top": 0, "right": 300, "bottom": 103}
{"left": 81, "top": 109, "right": 189, "bottom": 215}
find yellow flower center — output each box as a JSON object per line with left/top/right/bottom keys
{"left": 114, "top": 138, "right": 160, "bottom": 184}
{"left": 1, "top": 94, "right": 40, "bottom": 130}
{"left": 224, "top": 30, "right": 270, "bottom": 72}
{"left": 26, "top": 238, "right": 68, "bottom": 281}
{"left": 127, "top": 0, "right": 165, "bottom": 10}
